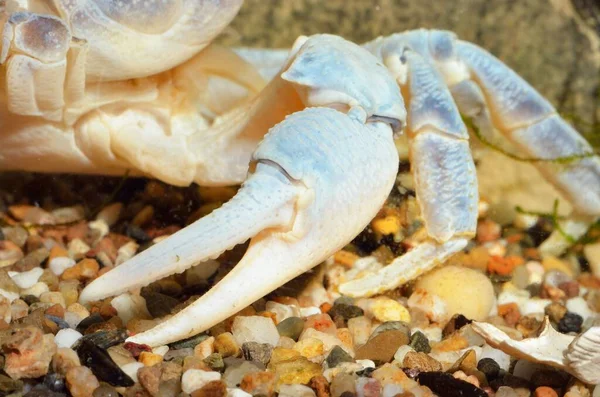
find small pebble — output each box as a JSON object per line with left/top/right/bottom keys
{"left": 181, "top": 369, "right": 221, "bottom": 394}
{"left": 55, "top": 329, "right": 83, "bottom": 348}
{"left": 8, "top": 267, "right": 44, "bottom": 289}
{"left": 279, "top": 383, "right": 317, "bottom": 397}
{"left": 277, "top": 317, "right": 305, "bottom": 341}
{"left": 326, "top": 345, "right": 354, "bottom": 368}
{"left": 232, "top": 316, "right": 280, "bottom": 347}
{"left": 535, "top": 386, "right": 559, "bottom": 397}
{"left": 370, "top": 297, "right": 411, "bottom": 323}
{"left": 65, "top": 366, "right": 100, "bottom": 397}
{"left": 558, "top": 312, "right": 583, "bottom": 333}
{"left": 49, "top": 257, "right": 76, "bottom": 277}
{"left": 241, "top": 342, "right": 273, "bottom": 366}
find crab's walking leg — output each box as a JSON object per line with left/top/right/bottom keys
{"left": 451, "top": 40, "right": 600, "bottom": 254}
{"left": 339, "top": 51, "right": 478, "bottom": 297}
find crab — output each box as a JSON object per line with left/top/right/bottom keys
{"left": 1, "top": 0, "right": 599, "bottom": 355}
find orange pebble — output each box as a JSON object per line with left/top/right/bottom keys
{"left": 534, "top": 386, "right": 558, "bottom": 397}
{"left": 487, "top": 255, "right": 524, "bottom": 275}
{"left": 497, "top": 302, "right": 521, "bottom": 326}
{"left": 333, "top": 250, "right": 359, "bottom": 268}
{"left": 320, "top": 302, "right": 333, "bottom": 314}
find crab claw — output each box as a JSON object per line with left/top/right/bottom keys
{"left": 80, "top": 106, "right": 399, "bottom": 346}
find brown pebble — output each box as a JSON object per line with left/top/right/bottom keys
{"left": 138, "top": 365, "right": 161, "bottom": 396}
{"left": 190, "top": 380, "right": 227, "bottom": 397}
{"left": 557, "top": 281, "right": 579, "bottom": 298}
{"left": 12, "top": 247, "right": 49, "bottom": 272}
{"left": 544, "top": 302, "right": 567, "bottom": 323}
{"left": 516, "top": 316, "right": 543, "bottom": 338}
{"left": 213, "top": 332, "right": 239, "bottom": 358}
{"left": 310, "top": 375, "right": 330, "bottom": 397}
{"left": 402, "top": 351, "right": 442, "bottom": 372}
{"left": 62, "top": 258, "right": 99, "bottom": 282}
{"left": 46, "top": 304, "right": 65, "bottom": 319}
{"left": 355, "top": 330, "right": 409, "bottom": 364}
{"left": 3, "top": 326, "right": 57, "bottom": 379}
{"left": 497, "top": 303, "right": 521, "bottom": 326}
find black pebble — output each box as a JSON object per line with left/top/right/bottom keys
{"left": 75, "top": 330, "right": 129, "bottom": 351}
{"left": 75, "top": 339, "right": 134, "bottom": 387}
{"left": 43, "top": 373, "right": 66, "bottom": 393}
{"left": 558, "top": 312, "right": 583, "bottom": 333}
{"left": 76, "top": 313, "right": 105, "bottom": 333}
{"left": 477, "top": 357, "right": 500, "bottom": 380}
{"left": 125, "top": 224, "right": 151, "bottom": 243}
{"left": 416, "top": 371, "right": 487, "bottom": 397}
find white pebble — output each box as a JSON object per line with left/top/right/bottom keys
{"left": 21, "top": 282, "right": 49, "bottom": 298}
{"left": 68, "top": 238, "right": 90, "bottom": 259}
{"left": 278, "top": 384, "right": 316, "bottom": 397}
{"left": 111, "top": 293, "right": 150, "bottom": 325}
{"left": 407, "top": 289, "right": 449, "bottom": 324}
{"left": 115, "top": 241, "right": 139, "bottom": 266}
{"left": 153, "top": 345, "right": 169, "bottom": 356}
{"left": 393, "top": 345, "right": 415, "bottom": 362}
{"left": 567, "top": 296, "right": 595, "bottom": 321}
{"left": 514, "top": 213, "right": 538, "bottom": 230}
{"left": 520, "top": 298, "right": 552, "bottom": 316}
{"left": 181, "top": 369, "right": 221, "bottom": 394}
{"left": 525, "top": 261, "right": 545, "bottom": 285}
{"left": 121, "top": 362, "right": 144, "bottom": 383}
{"left": 265, "top": 301, "right": 300, "bottom": 322}
{"left": 299, "top": 306, "right": 321, "bottom": 318}
{"left": 88, "top": 219, "right": 109, "bottom": 242}
{"left": 355, "top": 359, "right": 375, "bottom": 369}
{"left": 8, "top": 267, "right": 44, "bottom": 289}
{"left": 232, "top": 316, "right": 280, "bottom": 347}
{"left": 300, "top": 328, "right": 352, "bottom": 356}
{"left": 0, "top": 288, "right": 19, "bottom": 303}
{"left": 49, "top": 257, "right": 76, "bottom": 276}
{"left": 411, "top": 326, "right": 442, "bottom": 343}
{"left": 54, "top": 329, "right": 83, "bottom": 348}
{"left": 227, "top": 388, "right": 253, "bottom": 397}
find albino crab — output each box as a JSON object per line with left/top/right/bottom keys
{"left": 1, "top": 0, "right": 599, "bottom": 359}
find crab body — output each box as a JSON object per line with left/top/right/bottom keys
{"left": 1, "top": 1, "right": 600, "bottom": 382}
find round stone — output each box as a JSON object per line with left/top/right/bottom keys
{"left": 414, "top": 265, "right": 495, "bottom": 321}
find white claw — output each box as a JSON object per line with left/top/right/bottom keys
{"left": 82, "top": 107, "right": 399, "bottom": 346}
{"left": 79, "top": 162, "right": 300, "bottom": 304}
{"left": 472, "top": 317, "right": 600, "bottom": 384}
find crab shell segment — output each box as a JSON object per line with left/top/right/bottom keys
{"left": 47, "top": 0, "right": 244, "bottom": 81}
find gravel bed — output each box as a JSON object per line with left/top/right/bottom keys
{"left": 0, "top": 171, "right": 598, "bottom": 397}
